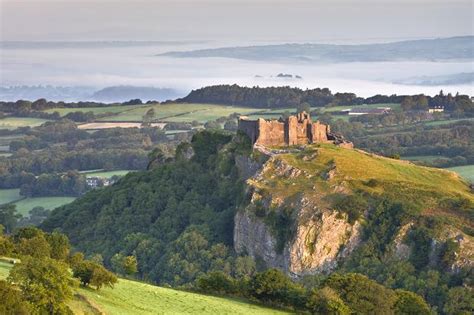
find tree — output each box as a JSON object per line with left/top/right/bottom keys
{"left": 46, "top": 231, "right": 70, "bottom": 261}
{"left": 249, "top": 269, "right": 306, "bottom": 307}
{"left": 142, "top": 108, "right": 156, "bottom": 127}
{"left": 443, "top": 287, "right": 474, "bottom": 315}
{"left": 8, "top": 256, "right": 73, "bottom": 314}
{"left": 297, "top": 102, "right": 311, "bottom": 114}
{"left": 123, "top": 255, "right": 138, "bottom": 276}
{"left": 73, "top": 260, "right": 117, "bottom": 290}
{"left": 0, "top": 280, "right": 33, "bottom": 315}
{"left": 394, "top": 290, "right": 431, "bottom": 315}
{"left": 196, "top": 271, "right": 236, "bottom": 294}
{"left": 307, "top": 287, "right": 350, "bottom": 315}
{"left": 324, "top": 273, "right": 397, "bottom": 314}
{"left": 0, "top": 204, "right": 22, "bottom": 234}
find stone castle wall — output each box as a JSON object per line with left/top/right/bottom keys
{"left": 238, "top": 112, "right": 341, "bottom": 147}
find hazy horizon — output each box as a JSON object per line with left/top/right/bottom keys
{"left": 1, "top": 0, "right": 473, "bottom": 100}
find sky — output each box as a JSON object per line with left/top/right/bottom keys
{"left": 1, "top": 0, "right": 473, "bottom": 43}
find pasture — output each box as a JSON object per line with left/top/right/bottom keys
{"left": 13, "top": 197, "right": 76, "bottom": 216}
{"left": 97, "top": 103, "right": 260, "bottom": 123}
{"left": 0, "top": 117, "right": 49, "bottom": 129}
{"left": 81, "top": 169, "right": 133, "bottom": 178}
{"left": 0, "top": 188, "right": 22, "bottom": 205}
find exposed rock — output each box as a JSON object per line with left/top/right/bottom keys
{"left": 235, "top": 155, "right": 265, "bottom": 180}
{"left": 392, "top": 222, "right": 414, "bottom": 260}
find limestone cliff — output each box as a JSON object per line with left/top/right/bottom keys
{"left": 234, "top": 148, "right": 362, "bottom": 276}
{"left": 233, "top": 143, "right": 474, "bottom": 277}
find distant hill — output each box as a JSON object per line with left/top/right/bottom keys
{"left": 0, "top": 85, "right": 183, "bottom": 102}
{"left": 90, "top": 86, "right": 183, "bottom": 102}
{"left": 160, "top": 36, "right": 474, "bottom": 63}
{"left": 394, "top": 72, "right": 474, "bottom": 86}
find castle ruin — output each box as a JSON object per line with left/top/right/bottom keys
{"left": 238, "top": 112, "right": 353, "bottom": 148}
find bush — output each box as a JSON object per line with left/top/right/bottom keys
{"left": 249, "top": 269, "right": 306, "bottom": 309}
{"left": 306, "top": 287, "right": 350, "bottom": 315}
{"left": 196, "top": 271, "right": 237, "bottom": 295}
{"left": 394, "top": 290, "right": 431, "bottom": 315}
{"left": 72, "top": 260, "right": 117, "bottom": 290}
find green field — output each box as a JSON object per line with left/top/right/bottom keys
{"left": 424, "top": 117, "right": 474, "bottom": 126}
{"left": 81, "top": 169, "right": 133, "bottom": 178}
{"left": 98, "top": 103, "right": 260, "bottom": 123}
{"left": 0, "top": 261, "right": 289, "bottom": 315}
{"left": 0, "top": 188, "right": 22, "bottom": 204}
{"left": 13, "top": 197, "right": 76, "bottom": 216}
{"left": 0, "top": 117, "right": 50, "bottom": 130}
{"left": 402, "top": 155, "right": 449, "bottom": 162}
{"left": 44, "top": 105, "right": 144, "bottom": 117}
{"left": 447, "top": 165, "right": 474, "bottom": 182}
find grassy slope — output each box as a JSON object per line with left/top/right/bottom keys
{"left": 0, "top": 262, "right": 289, "bottom": 315}
{"left": 80, "top": 169, "right": 133, "bottom": 178}
{"left": 253, "top": 144, "right": 473, "bottom": 231}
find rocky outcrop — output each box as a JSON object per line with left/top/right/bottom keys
{"left": 234, "top": 152, "right": 362, "bottom": 277}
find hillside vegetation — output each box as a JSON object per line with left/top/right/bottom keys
{"left": 0, "top": 261, "right": 287, "bottom": 315}
{"left": 40, "top": 131, "right": 473, "bottom": 313}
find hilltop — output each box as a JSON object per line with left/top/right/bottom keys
{"left": 41, "top": 130, "right": 473, "bottom": 312}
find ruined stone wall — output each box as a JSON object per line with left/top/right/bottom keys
{"left": 255, "top": 119, "right": 286, "bottom": 146}
{"left": 238, "top": 113, "right": 345, "bottom": 148}
{"left": 311, "top": 121, "right": 329, "bottom": 143}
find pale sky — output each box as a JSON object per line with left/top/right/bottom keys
{"left": 0, "top": 0, "right": 473, "bottom": 43}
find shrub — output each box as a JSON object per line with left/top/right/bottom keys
{"left": 306, "top": 287, "right": 350, "bottom": 315}
{"left": 196, "top": 271, "right": 237, "bottom": 295}
{"left": 394, "top": 289, "right": 431, "bottom": 315}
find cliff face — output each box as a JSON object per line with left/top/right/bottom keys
{"left": 234, "top": 150, "right": 362, "bottom": 276}
{"left": 233, "top": 144, "right": 474, "bottom": 277}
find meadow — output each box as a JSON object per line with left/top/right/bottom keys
{"left": 13, "top": 197, "right": 76, "bottom": 216}
{"left": 80, "top": 169, "right": 133, "bottom": 178}
{"left": 96, "top": 103, "right": 260, "bottom": 123}
{"left": 0, "top": 189, "right": 75, "bottom": 216}
{"left": 0, "top": 261, "right": 289, "bottom": 315}
{"left": 0, "top": 188, "right": 22, "bottom": 204}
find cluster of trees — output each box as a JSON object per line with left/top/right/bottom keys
{"left": 401, "top": 91, "right": 473, "bottom": 114}
{"left": 0, "top": 226, "right": 118, "bottom": 314}
{"left": 42, "top": 131, "right": 253, "bottom": 286}
{"left": 19, "top": 171, "right": 88, "bottom": 197}
{"left": 195, "top": 269, "right": 433, "bottom": 314}
{"left": 176, "top": 85, "right": 473, "bottom": 114}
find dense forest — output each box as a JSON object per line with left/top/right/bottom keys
{"left": 38, "top": 131, "right": 473, "bottom": 314}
